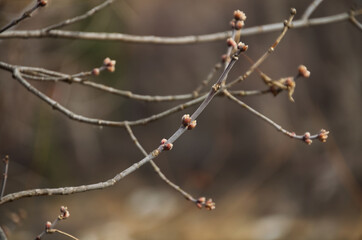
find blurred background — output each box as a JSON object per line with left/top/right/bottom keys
{"left": 0, "top": 0, "right": 361, "bottom": 239}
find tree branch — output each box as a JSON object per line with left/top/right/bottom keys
{"left": 0, "top": 9, "right": 360, "bottom": 43}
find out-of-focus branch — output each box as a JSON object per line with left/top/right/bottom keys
{"left": 0, "top": 156, "right": 9, "bottom": 199}
{"left": 35, "top": 206, "right": 77, "bottom": 240}
{"left": 0, "top": 9, "right": 360, "bottom": 43}
{"left": 0, "top": 0, "right": 47, "bottom": 34}
{"left": 302, "top": 0, "right": 324, "bottom": 20}
{"left": 43, "top": 0, "right": 114, "bottom": 31}
{"left": 349, "top": 10, "right": 362, "bottom": 31}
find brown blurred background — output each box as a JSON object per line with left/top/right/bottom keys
{"left": 0, "top": 0, "right": 361, "bottom": 239}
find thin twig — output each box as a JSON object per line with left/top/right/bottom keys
{"left": 192, "top": 62, "right": 222, "bottom": 97}
{"left": 46, "top": 229, "right": 79, "bottom": 240}
{"left": 0, "top": 1, "right": 46, "bottom": 33}
{"left": 124, "top": 123, "right": 196, "bottom": 202}
{"left": 349, "top": 10, "right": 362, "bottom": 31}
{"left": 43, "top": 0, "right": 114, "bottom": 31}
{"left": 0, "top": 61, "right": 196, "bottom": 102}
{"left": 11, "top": 68, "right": 207, "bottom": 128}
{"left": 0, "top": 226, "right": 7, "bottom": 240}
{"left": 223, "top": 90, "right": 324, "bottom": 141}
{"left": 1, "top": 9, "right": 360, "bottom": 43}
{"left": 0, "top": 156, "right": 9, "bottom": 199}
{"left": 302, "top": 0, "right": 324, "bottom": 20}
{"left": 36, "top": 218, "right": 60, "bottom": 240}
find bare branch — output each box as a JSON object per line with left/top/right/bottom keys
{"left": 0, "top": 156, "right": 9, "bottom": 199}
{"left": 301, "top": 0, "right": 324, "bottom": 20}
{"left": 43, "top": 0, "right": 114, "bottom": 31}
{"left": 0, "top": 0, "right": 47, "bottom": 33}
{"left": 223, "top": 90, "right": 329, "bottom": 144}
{"left": 0, "top": 27, "right": 246, "bottom": 205}
{"left": 349, "top": 10, "right": 362, "bottom": 31}
{"left": 35, "top": 206, "right": 77, "bottom": 240}
{"left": 10, "top": 67, "right": 207, "bottom": 128}
{"left": 226, "top": 8, "right": 297, "bottom": 88}
{"left": 1, "top": 9, "right": 360, "bottom": 43}
{"left": 124, "top": 123, "right": 197, "bottom": 202}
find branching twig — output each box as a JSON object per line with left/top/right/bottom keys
{"left": 10, "top": 68, "right": 207, "bottom": 128}
{"left": 226, "top": 8, "right": 297, "bottom": 88}
{"left": 35, "top": 206, "right": 77, "bottom": 240}
{"left": 0, "top": 156, "right": 9, "bottom": 199}
{"left": 302, "top": 0, "right": 324, "bottom": 20}
{"left": 0, "top": 8, "right": 328, "bottom": 208}
{"left": 124, "top": 123, "right": 197, "bottom": 202}
{"left": 349, "top": 10, "right": 362, "bottom": 31}
{"left": 0, "top": 27, "right": 247, "bottom": 205}
{"left": 223, "top": 90, "right": 329, "bottom": 144}
{"left": 0, "top": 0, "right": 47, "bottom": 34}
{"left": 1, "top": 10, "right": 361, "bottom": 43}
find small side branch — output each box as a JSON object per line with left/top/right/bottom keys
{"left": 35, "top": 206, "right": 78, "bottom": 240}
{"left": 43, "top": 0, "right": 114, "bottom": 31}
{"left": 349, "top": 10, "right": 362, "bottom": 31}
{"left": 124, "top": 123, "right": 197, "bottom": 203}
{"left": 0, "top": 0, "right": 47, "bottom": 33}
{"left": 0, "top": 156, "right": 9, "bottom": 199}
{"left": 223, "top": 90, "right": 329, "bottom": 144}
{"left": 301, "top": 0, "right": 324, "bottom": 20}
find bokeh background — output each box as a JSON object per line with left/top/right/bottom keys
{"left": 0, "top": 0, "right": 361, "bottom": 239}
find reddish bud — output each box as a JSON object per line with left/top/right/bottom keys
{"left": 205, "top": 198, "right": 216, "bottom": 210}
{"left": 45, "top": 221, "right": 52, "bottom": 230}
{"left": 303, "top": 132, "right": 312, "bottom": 145}
{"left": 107, "top": 65, "right": 115, "bottom": 72}
{"left": 163, "top": 143, "right": 173, "bottom": 151}
{"left": 60, "top": 206, "right": 70, "bottom": 219}
{"left": 181, "top": 114, "right": 191, "bottom": 127}
{"left": 187, "top": 120, "right": 197, "bottom": 130}
{"left": 161, "top": 138, "right": 167, "bottom": 145}
{"left": 237, "top": 42, "right": 248, "bottom": 52}
{"left": 318, "top": 129, "right": 329, "bottom": 143}
{"left": 226, "top": 38, "right": 237, "bottom": 49}
{"left": 92, "top": 68, "right": 100, "bottom": 76}
{"left": 233, "top": 10, "right": 246, "bottom": 21}
{"left": 103, "top": 57, "right": 111, "bottom": 66}
{"left": 298, "top": 65, "right": 310, "bottom": 78}
{"left": 197, "top": 197, "right": 206, "bottom": 204}
{"left": 38, "top": 0, "right": 47, "bottom": 6}
{"left": 229, "top": 20, "right": 235, "bottom": 29}
{"left": 235, "top": 20, "right": 245, "bottom": 30}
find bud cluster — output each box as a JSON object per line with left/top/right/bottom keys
{"left": 160, "top": 138, "right": 173, "bottom": 151}
{"left": 303, "top": 132, "right": 312, "bottom": 145}
{"left": 181, "top": 114, "right": 197, "bottom": 130}
{"left": 318, "top": 129, "right": 329, "bottom": 142}
{"left": 92, "top": 57, "right": 117, "bottom": 76}
{"left": 230, "top": 10, "right": 247, "bottom": 30}
{"left": 298, "top": 65, "right": 310, "bottom": 78}
{"left": 59, "top": 206, "right": 70, "bottom": 219}
{"left": 196, "top": 197, "right": 216, "bottom": 210}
